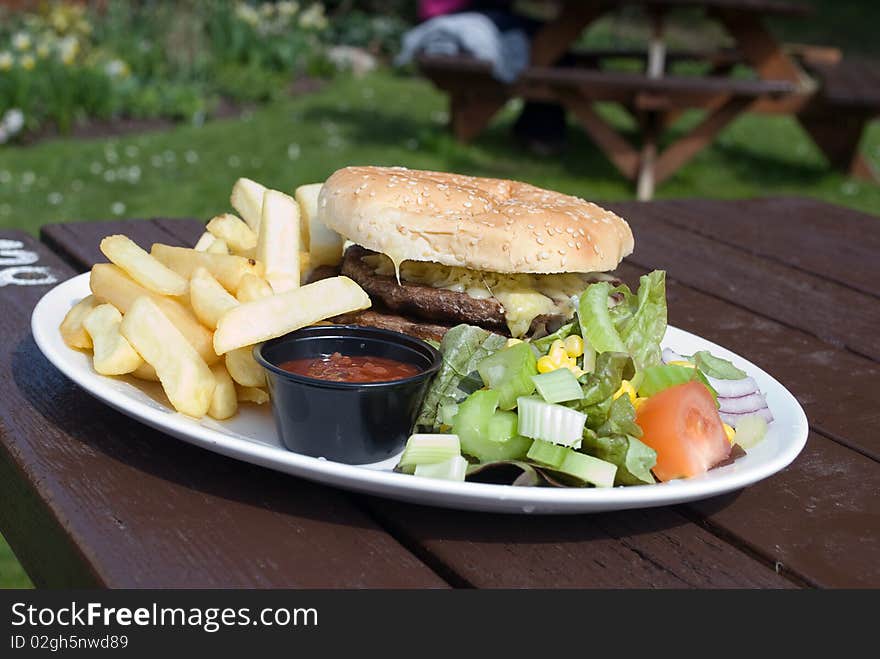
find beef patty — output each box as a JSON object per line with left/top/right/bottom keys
{"left": 341, "top": 245, "right": 510, "bottom": 332}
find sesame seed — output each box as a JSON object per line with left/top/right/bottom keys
{"left": 536, "top": 236, "right": 545, "bottom": 245}
{"left": 538, "top": 251, "right": 550, "bottom": 260}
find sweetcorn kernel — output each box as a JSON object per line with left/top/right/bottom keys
{"left": 563, "top": 334, "right": 584, "bottom": 358}
{"left": 548, "top": 346, "right": 567, "bottom": 365}
{"left": 537, "top": 356, "right": 556, "bottom": 374}
{"left": 723, "top": 422, "right": 736, "bottom": 444}
{"left": 613, "top": 380, "right": 637, "bottom": 404}
{"left": 668, "top": 360, "right": 696, "bottom": 368}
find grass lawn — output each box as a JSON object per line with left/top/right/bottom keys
{"left": 0, "top": 69, "right": 878, "bottom": 588}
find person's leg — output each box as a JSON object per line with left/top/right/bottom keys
{"left": 477, "top": 7, "right": 568, "bottom": 153}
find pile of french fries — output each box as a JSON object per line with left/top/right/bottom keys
{"left": 59, "top": 178, "right": 370, "bottom": 420}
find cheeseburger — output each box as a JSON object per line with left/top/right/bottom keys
{"left": 317, "top": 166, "right": 634, "bottom": 340}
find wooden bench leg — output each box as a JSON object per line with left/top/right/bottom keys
{"left": 449, "top": 91, "right": 509, "bottom": 142}
{"left": 654, "top": 97, "right": 752, "bottom": 185}
{"left": 798, "top": 100, "right": 875, "bottom": 179}
{"left": 559, "top": 90, "right": 641, "bottom": 181}
{"left": 637, "top": 111, "right": 661, "bottom": 201}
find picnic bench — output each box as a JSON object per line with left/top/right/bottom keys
{"left": 1, "top": 196, "right": 878, "bottom": 588}
{"left": 417, "top": 0, "right": 880, "bottom": 197}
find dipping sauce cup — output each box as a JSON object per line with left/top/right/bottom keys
{"left": 254, "top": 325, "right": 442, "bottom": 464}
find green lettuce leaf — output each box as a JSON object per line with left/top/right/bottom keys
{"left": 577, "top": 271, "right": 667, "bottom": 373}
{"left": 693, "top": 350, "right": 747, "bottom": 380}
{"left": 415, "top": 324, "right": 507, "bottom": 430}
{"left": 616, "top": 271, "right": 667, "bottom": 372}
{"left": 581, "top": 433, "right": 656, "bottom": 486}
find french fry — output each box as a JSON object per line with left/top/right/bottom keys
{"left": 293, "top": 183, "right": 318, "bottom": 249}
{"left": 100, "top": 235, "right": 188, "bottom": 296}
{"left": 120, "top": 297, "right": 216, "bottom": 418}
{"left": 60, "top": 294, "right": 101, "bottom": 350}
{"left": 82, "top": 304, "right": 144, "bottom": 376}
{"left": 206, "top": 238, "right": 228, "bottom": 255}
{"left": 237, "top": 385, "right": 269, "bottom": 405}
{"left": 214, "top": 276, "right": 371, "bottom": 355}
{"left": 207, "top": 213, "right": 257, "bottom": 254}
{"left": 150, "top": 244, "right": 264, "bottom": 293}
{"left": 258, "top": 190, "right": 300, "bottom": 293}
{"left": 190, "top": 267, "right": 238, "bottom": 329}
{"left": 230, "top": 178, "right": 267, "bottom": 232}
{"left": 208, "top": 363, "right": 237, "bottom": 420}
{"left": 236, "top": 272, "right": 273, "bottom": 303}
{"left": 131, "top": 362, "right": 160, "bottom": 382}
{"left": 225, "top": 346, "right": 266, "bottom": 388}
{"left": 296, "top": 183, "right": 343, "bottom": 268}
{"left": 90, "top": 263, "right": 219, "bottom": 365}
{"left": 193, "top": 231, "right": 216, "bottom": 252}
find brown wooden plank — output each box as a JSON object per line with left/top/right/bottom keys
{"left": 366, "top": 500, "right": 796, "bottom": 588}
{"left": 606, "top": 201, "right": 880, "bottom": 362}
{"left": 152, "top": 217, "right": 797, "bottom": 589}
{"left": 41, "top": 218, "right": 204, "bottom": 272}
{"left": 1, "top": 229, "right": 447, "bottom": 588}
{"left": 627, "top": 198, "right": 880, "bottom": 297}
{"left": 687, "top": 431, "right": 880, "bottom": 588}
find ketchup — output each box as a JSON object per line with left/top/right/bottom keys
{"left": 279, "top": 352, "right": 421, "bottom": 383}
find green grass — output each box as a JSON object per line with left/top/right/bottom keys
{"left": 1, "top": 71, "right": 878, "bottom": 237}
{"left": 0, "top": 69, "right": 878, "bottom": 588}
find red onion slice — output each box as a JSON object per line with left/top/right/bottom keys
{"left": 720, "top": 407, "right": 774, "bottom": 427}
{"left": 706, "top": 374, "right": 759, "bottom": 398}
{"left": 718, "top": 392, "right": 767, "bottom": 414}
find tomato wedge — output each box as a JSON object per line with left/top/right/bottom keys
{"left": 635, "top": 381, "right": 731, "bottom": 482}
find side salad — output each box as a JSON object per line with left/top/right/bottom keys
{"left": 396, "top": 270, "right": 773, "bottom": 487}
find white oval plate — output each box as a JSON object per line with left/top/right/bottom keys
{"left": 32, "top": 273, "right": 808, "bottom": 514}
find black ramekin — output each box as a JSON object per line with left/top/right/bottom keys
{"left": 254, "top": 325, "right": 442, "bottom": 464}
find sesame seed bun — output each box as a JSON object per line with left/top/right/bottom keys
{"left": 317, "top": 166, "right": 634, "bottom": 274}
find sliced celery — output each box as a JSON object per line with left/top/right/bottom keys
{"left": 558, "top": 450, "right": 617, "bottom": 488}
{"left": 516, "top": 396, "right": 586, "bottom": 448}
{"left": 452, "top": 390, "right": 531, "bottom": 462}
{"left": 414, "top": 455, "right": 468, "bottom": 481}
{"left": 532, "top": 368, "right": 584, "bottom": 403}
{"left": 477, "top": 342, "right": 537, "bottom": 410}
{"left": 397, "top": 434, "right": 461, "bottom": 474}
{"left": 526, "top": 439, "right": 569, "bottom": 469}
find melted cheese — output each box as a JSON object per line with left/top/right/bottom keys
{"left": 364, "top": 255, "right": 598, "bottom": 337}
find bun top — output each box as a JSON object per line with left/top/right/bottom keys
{"left": 318, "top": 166, "right": 634, "bottom": 273}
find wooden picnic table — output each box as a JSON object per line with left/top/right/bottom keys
{"left": 1, "top": 196, "right": 878, "bottom": 588}
{"left": 419, "top": 0, "right": 879, "bottom": 198}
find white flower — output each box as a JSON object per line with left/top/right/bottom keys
{"left": 184, "top": 150, "right": 199, "bottom": 164}
{"left": 125, "top": 145, "right": 139, "bottom": 158}
{"left": 104, "top": 59, "right": 130, "bottom": 78}
{"left": 287, "top": 143, "right": 301, "bottom": 160}
{"left": 278, "top": 1, "right": 300, "bottom": 17}
{"left": 58, "top": 36, "right": 79, "bottom": 65}
{"left": 128, "top": 166, "right": 141, "bottom": 182}
{"left": 20, "top": 54, "right": 35, "bottom": 71}
{"left": 227, "top": 155, "right": 241, "bottom": 167}
{"left": 2, "top": 109, "right": 25, "bottom": 136}
{"left": 111, "top": 202, "right": 126, "bottom": 216}
{"left": 21, "top": 171, "right": 36, "bottom": 186}
{"left": 298, "top": 3, "right": 327, "bottom": 30}
{"left": 89, "top": 162, "right": 103, "bottom": 174}
{"left": 0, "top": 52, "right": 12, "bottom": 71}
{"left": 47, "top": 192, "right": 63, "bottom": 205}
{"left": 12, "top": 32, "right": 31, "bottom": 51}
{"left": 235, "top": 3, "right": 260, "bottom": 26}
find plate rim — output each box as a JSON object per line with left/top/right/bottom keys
{"left": 30, "top": 273, "right": 810, "bottom": 513}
